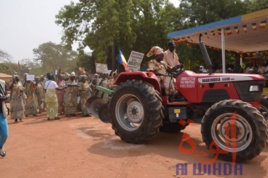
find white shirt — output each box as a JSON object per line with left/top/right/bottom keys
{"left": 163, "top": 50, "right": 179, "bottom": 68}
{"left": 44, "top": 80, "right": 58, "bottom": 89}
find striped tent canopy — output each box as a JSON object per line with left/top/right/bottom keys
{"left": 168, "top": 8, "right": 268, "bottom": 54}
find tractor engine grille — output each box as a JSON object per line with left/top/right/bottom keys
{"left": 234, "top": 81, "right": 264, "bottom": 102}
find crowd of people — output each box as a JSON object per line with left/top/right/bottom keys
{"left": 0, "top": 69, "right": 117, "bottom": 158}
{"left": 208, "top": 58, "right": 268, "bottom": 75}
{"left": 7, "top": 70, "right": 118, "bottom": 123}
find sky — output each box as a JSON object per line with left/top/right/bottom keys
{"left": 0, "top": 0, "right": 180, "bottom": 63}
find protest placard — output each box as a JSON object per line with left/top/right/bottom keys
{"left": 26, "top": 74, "right": 35, "bottom": 81}
{"left": 126, "top": 51, "right": 144, "bottom": 71}
{"left": 95, "top": 63, "right": 109, "bottom": 74}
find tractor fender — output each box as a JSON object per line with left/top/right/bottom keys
{"left": 113, "top": 71, "right": 162, "bottom": 93}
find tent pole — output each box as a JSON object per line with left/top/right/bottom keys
{"left": 221, "top": 28, "right": 226, "bottom": 73}
{"left": 240, "top": 53, "right": 243, "bottom": 66}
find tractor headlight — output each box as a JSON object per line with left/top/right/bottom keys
{"left": 249, "top": 85, "right": 260, "bottom": 92}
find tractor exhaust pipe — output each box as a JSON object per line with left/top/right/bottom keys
{"left": 199, "top": 34, "right": 212, "bottom": 74}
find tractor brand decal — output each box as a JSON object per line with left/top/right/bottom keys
{"left": 198, "top": 76, "right": 253, "bottom": 83}
{"left": 180, "top": 77, "right": 196, "bottom": 88}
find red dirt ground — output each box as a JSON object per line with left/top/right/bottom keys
{"left": 1, "top": 112, "right": 268, "bottom": 178}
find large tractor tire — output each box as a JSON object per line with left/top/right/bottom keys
{"left": 260, "top": 95, "right": 268, "bottom": 121}
{"left": 109, "top": 80, "right": 163, "bottom": 144}
{"left": 201, "top": 99, "right": 267, "bottom": 162}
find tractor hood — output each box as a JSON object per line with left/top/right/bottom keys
{"left": 178, "top": 71, "right": 265, "bottom": 85}
{"left": 196, "top": 72, "right": 265, "bottom": 84}
{"left": 177, "top": 71, "right": 265, "bottom": 104}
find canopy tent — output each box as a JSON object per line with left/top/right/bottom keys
{"left": 167, "top": 8, "right": 268, "bottom": 73}
{"left": 0, "top": 73, "right": 12, "bottom": 82}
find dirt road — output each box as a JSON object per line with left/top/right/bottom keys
{"left": 1, "top": 112, "right": 268, "bottom": 178}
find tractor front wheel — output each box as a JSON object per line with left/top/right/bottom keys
{"left": 260, "top": 95, "right": 268, "bottom": 121}
{"left": 201, "top": 99, "right": 267, "bottom": 162}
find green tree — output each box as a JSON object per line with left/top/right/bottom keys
{"left": 176, "top": 0, "right": 252, "bottom": 70}
{"left": 33, "top": 42, "right": 78, "bottom": 73}
{"left": 0, "top": 49, "right": 12, "bottom": 63}
{"left": 56, "top": 0, "right": 135, "bottom": 71}
{"left": 76, "top": 50, "right": 96, "bottom": 74}
{"left": 180, "top": 0, "right": 248, "bottom": 26}
{"left": 55, "top": 0, "right": 182, "bottom": 72}
{"left": 0, "top": 62, "right": 17, "bottom": 75}
{"left": 249, "top": 0, "right": 268, "bottom": 11}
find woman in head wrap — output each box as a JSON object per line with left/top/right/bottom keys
{"left": 147, "top": 46, "right": 176, "bottom": 95}
{"left": 78, "top": 75, "right": 91, "bottom": 116}
{"left": 9, "top": 75, "right": 26, "bottom": 123}
{"left": 23, "top": 73, "right": 38, "bottom": 117}
{"left": 35, "top": 76, "right": 45, "bottom": 113}
{"left": 56, "top": 74, "right": 65, "bottom": 115}
{"left": 64, "top": 72, "right": 78, "bottom": 116}
{"left": 44, "top": 73, "right": 60, "bottom": 120}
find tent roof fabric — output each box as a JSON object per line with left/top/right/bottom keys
{"left": 167, "top": 8, "right": 268, "bottom": 53}
{"left": 0, "top": 73, "right": 12, "bottom": 78}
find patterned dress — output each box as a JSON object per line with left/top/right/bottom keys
{"left": 78, "top": 81, "right": 91, "bottom": 116}
{"left": 56, "top": 80, "right": 65, "bottom": 115}
{"left": 45, "top": 90, "right": 58, "bottom": 118}
{"left": 64, "top": 80, "right": 78, "bottom": 115}
{"left": 24, "top": 81, "right": 38, "bottom": 116}
{"left": 35, "top": 82, "right": 45, "bottom": 112}
{"left": 44, "top": 80, "right": 58, "bottom": 118}
{"left": 148, "top": 59, "right": 176, "bottom": 95}
{"left": 10, "top": 82, "right": 26, "bottom": 119}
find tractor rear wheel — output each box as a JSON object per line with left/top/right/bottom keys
{"left": 201, "top": 99, "right": 267, "bottom": 162}
{"left": 109, "top": 80, "right": 163, "bottom": 144}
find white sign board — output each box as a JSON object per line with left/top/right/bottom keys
{"left": 95, "top": 63, "right": 109, "bottom": 74}
{"left": 26, "top": 74, "right": 35, "bottom": 81}
{"left": 126, "top": 51, "right": 144, "bottom": 71}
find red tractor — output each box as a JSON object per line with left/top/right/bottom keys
{"left": 86, "top": 40, "right": 268, "bottom": 162}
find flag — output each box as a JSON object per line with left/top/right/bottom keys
{"left": 204, "top": 32, "right": 209, "bottom": 39}
{"left": 18, "top": 61, "right": 21, "bottom": 70}
{"left": 234, "top": 26, "right": 239, "bottom": 34}
{"left": 187, "top": 36, "right": 194, "bottom": 42}
{"left": 180, "top": 37, "right": 187, "bottom": 43}
{"left": 226, "top": 27, "right": 232, "bottom": 35}
{"left": 242, "top": 24, "right": 247, "bottom": 32}
{"left": 211, "top": 30, "right": 215, "bottom": 36}
{"left": 174, "top": 39, "right": 181, "bottom": 44}
{"left": 252, "top": 22, "right": 257, "bottom": 30}
{"left": 217, "top": 29, "right": 221, "bottom": 35}
{"left": 260, "top": 20, "right": 267, "bottom": 29}
{"left": 118, "top": 50, "right": 127, "bottom": 68}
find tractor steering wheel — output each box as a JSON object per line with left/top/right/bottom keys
{"left": 168, "top": 64, "right": 184, "bottom": 78}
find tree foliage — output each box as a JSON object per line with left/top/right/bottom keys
{"left": 56, "top": 0, "right": 182, "bottom": 71}
{"left": 180, "top": 0, "right": 248, "bottom": 26}
{"left": 55, "top": 0, "right": 267, "bottom": 72}
{"left": 33, "top": 42, "right": 78, "bottom": 73}
{"left": 0, "top": 49, "right": 12, "bottom": 63}
{"left": 0, "top": 62, "right": 17, "bottom": 75}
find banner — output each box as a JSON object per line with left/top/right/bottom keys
{"left": 126, "top": 51, "right": 144, "bottom": 72}
{"left": 95, "top": 63, "right": 109, "bottom": 74}
{"left": 26, "top": 74, "right": 35, "bottom": 81}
